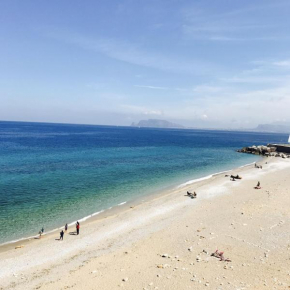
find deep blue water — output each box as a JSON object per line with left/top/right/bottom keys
{"left": 0, "top": 121, "right": 287, "bottom": 244}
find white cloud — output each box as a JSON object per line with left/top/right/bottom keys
{"left": 44, "top": 29, "right": 217, "bottom": 75}
{"left": 181, "top": 3, "right": 289, "bottom": 42}
{"left": 134, "top": 85, "right": 168, "bottom": 90}
{"left": 119, "top": 104, "right": 163, "bottom": 116}
{"left": 272, "top": 60, "right": 290, "bottom": 67}
{"left": 220, "top": 76, "right": 290, "bottom": 84}
{"left": 193, "top": 85, "right": 223, "bottom": 93}
{"left": 143, "top": 110, "right": 163, "bottom": 116}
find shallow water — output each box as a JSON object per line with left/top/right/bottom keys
{"left": 0, "top": 121, "right": 286, "bottom": 244}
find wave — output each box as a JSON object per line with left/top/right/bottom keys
{"left": 176, "top": 161, "right": 258, "bottom": 189}
{"left": 176, "top": 175, "right": 213, "bottom": 189}
{"left": 238, "top": 161, "right": 257, "bottom": 168}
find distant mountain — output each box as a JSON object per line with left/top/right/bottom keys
{"left": 131, "top": 119, "right": 184, "bottom": 129}
{"left": 255, "top": 123, "right": 290, "bottom": 133}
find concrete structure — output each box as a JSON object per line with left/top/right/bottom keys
{"left": 267, "top": 144, "right": 290, "bottom": 154}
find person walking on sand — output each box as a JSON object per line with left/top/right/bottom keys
{"left": 60, "top": 230, "right": 64, "bottom": 240}
{"left": 76, "top": 221, "right": 80, "bottom": 235}
{"left": 65, "top": 223, "right": 68, "bottom": 232}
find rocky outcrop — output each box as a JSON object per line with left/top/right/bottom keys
{"left": 237, "top": 145, "right": 290, "bottom": 158}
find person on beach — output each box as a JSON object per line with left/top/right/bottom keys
{"left": 186, "top": 191, "right": 197, "bottom": 198}
{"left": 76, "top": 221, "right": 80, "bottom": 235}
{"left": 41, "top": 227, "right": 44, "bottom": 233}
{"left": 60, "top": 230, "right": 64, "bottom": 240}
{"left": 231, "top": 174, "right": 242, "bottom": 181}
{"left": 65, "top": 223, "right": 68, "bottom": 232}
{"left": 39, "top": 230, "right": 42, "bottom": 238}
{"left": 255, "top": 181, "right": 261, "bottom": 189}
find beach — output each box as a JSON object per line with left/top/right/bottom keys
{"left": 1, "top": 157, "right": 290, "bottom": 289}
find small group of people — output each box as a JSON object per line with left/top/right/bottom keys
{"left": 59, "top": 221, "right": 80, "bottom": 240}
{"left": 255, "top": 163, "right": 262, "bottom": 169}
{"left": 38, "top": 221, "right": 80, "bottom": 241}
{"left": 230, "top": 174, "right": 242, "bottom": 181}
{"left": 187, "top": 191, "right": 197, "bottom": 199}
{"left": 58, "top": 223, "right": 68, "bottom": 240}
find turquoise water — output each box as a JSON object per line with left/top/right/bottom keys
{"left": 0, "top": 121, "right": 286, "bottom": 244}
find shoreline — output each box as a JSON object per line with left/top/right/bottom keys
{"left": 1, "top": 156, "right": 289, "bottom": 289}
{"left": 0, "top": 157, "right": 261, "bottom": 251}
{"left": 0, "top": 157, "right": 262, "bottom": 251}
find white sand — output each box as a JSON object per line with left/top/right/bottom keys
{"left": 1, "top": 157, "right": 290, "bottom": 289}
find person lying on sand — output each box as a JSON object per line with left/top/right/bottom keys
{"left": 211, "top": 249, "right": 231, "bottom": 262}
{"left": 191, "top": 192, "right": 197, "bottom": 199}
{"left": 186, "top": 191, "right": 197, "bottom": 198}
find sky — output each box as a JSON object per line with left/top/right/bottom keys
{"left": 1, "top": 0, "right": 290, "bottom": 129}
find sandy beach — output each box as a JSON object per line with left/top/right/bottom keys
{"left": 1, "top": 157, "right": 290, "bottom": 290}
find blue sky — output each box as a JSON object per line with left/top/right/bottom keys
{"left": 1, "top": 0, "right": 290, "bottom": 128}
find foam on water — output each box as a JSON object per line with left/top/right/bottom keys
{"left": 177, "top": 175, "right": 213, "bottom": 188}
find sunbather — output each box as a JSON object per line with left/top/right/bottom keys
{"left": 211, "top": 249, "right": 231, "bottom": 262}
{"left": 186, "top": 191, "right": 197, "bottom": 198}
{"left": 191, "top": 192, "right": 197, "bottom": 199}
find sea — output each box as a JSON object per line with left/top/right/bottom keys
{"left": 0, "top": 121, "right": 287, "bottom": 245}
